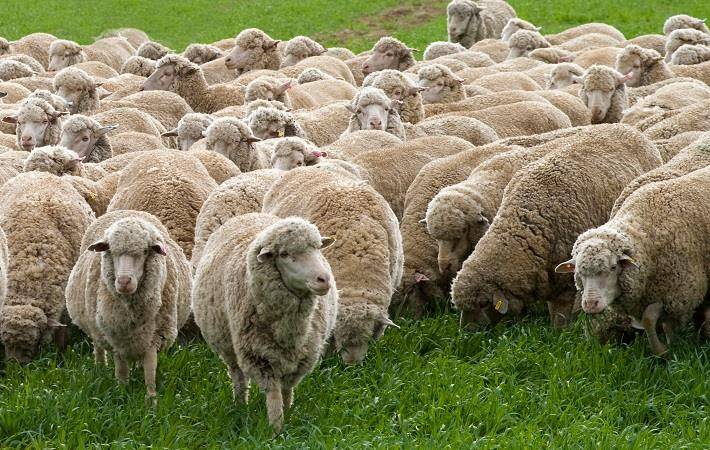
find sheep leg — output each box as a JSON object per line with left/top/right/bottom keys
{"left": 53, "top": 326, "right": 68, "bottom": 353}
{"left": 228, "top": 365, "right": 248, "bottom": 404}
{"left": 547, "top": 292, "right": 576, "bottom": 328}
{"left": 114, "top": 354, "right": 129, "bottom": 384}
{"left": 94, "top": 345, "right": 106, "bottom": 365}
{"left": 701, "top": 306, "right": 710, "bottom": 340}
{"left": 281, "top": 378, "right": 295, "bottom": 410}
{"left": 266, "top": 381, "right": 284, "bottom": 434}
{"left": 642, "top": 302, "right": 667, "bottom": 356}
{"left": 143, "top": 348, "right": 158, "bottom": 402}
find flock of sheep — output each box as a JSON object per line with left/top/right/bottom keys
{"left": 0, "top": 0, "right": 708, "bottom": 433}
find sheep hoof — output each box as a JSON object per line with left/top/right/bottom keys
{"left": 145, "top": 393, "right": 158, "bottom": 407}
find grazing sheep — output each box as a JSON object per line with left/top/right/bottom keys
{"left": 363, "top": 69, "right": 425, "bottom": 124}
{"left": 270, "top": 137, "right": 323, "bottom": 171}
{"left": 665, "top": 29, "right": 710, "bottom": 63}
{"left": 247, "top": 106, "right": 308, "bottom": 141}
{"left": 507, "top": 30, "right": 550, "bottom": 59}
{"left": 107, "top": 150, "right": 217, "bottom": 260}
{"left": 559, "top": 165, "right": 710, "bottom": 355}
{"left": 545, "top": 23, "right": 625, "bottom": 46}
{"left": 417, "top": 64, "right": 465, "bottom": 104}
{"left": 224, "top": 28, "right": 281, "bottom": 75}
{"left": 161, "top": 113, "right": 213, "bottom": 151}
{"left": 59, "top": 115, "right": 117, "bottom": 163}
{"left": 48, "top": 37, "right": 134, "bottom": 72}
{"left": 423, "top": 42, "right": 466, "bottom": 61}
{"left": 546, "top": 63, "right": 584, "bottom": 89}
{"left": 501, "top": 18, "right": 541, "bottom": 42}
{"left": 296, "top": 68, "right": 333, "bottom": 83}
{"left": 281, "top": 36, "right": 326, "bottom": 67}
{"left": 0, "top": 59, "right": 35, "bottom": 81}
{"left": 66, "top": 210, "right": 191, "bottom": 399}
{"left": 142, "top": 54, "right": 245, "bottom": 113}
{"left": 120, "top": 55, "right": 156, "bottom": 77}
{"left": 263, "top": 167, "right": 402, "bottom": 364}
{"left": 663, "top": 14, "right": 709, "bottom": 36}
{"left": 2, "top": 97, "right": 66, "bottom": 151}
{"left": 136, "top": 41, "right": 172, "bottom": 60}
{"left": 671, "top": 44, "right": 710, "bottom": 65}
{"left": 203, "top": 117, "right": 266, "bottom": 172}
{"left": 182, "top": 43, "right": 223, "bottom": 65}
{"left": 451, "top": 124, "right": 661, "bottom": 330}
{"left": 52, "top": 66, "right": 100, "bottom": 114}
{"left": 446, "top": 0, "right": 517, "bottom": 47}
{"left": 362, "top": 37, "right": 416, "bottom": 75}
{"left": 193, "top": 213, "right": 337, "bottom": 432}
{"left": 0, "top": 172, "right": 94, "bottom": 363}
{"left": 343, "top": 87, "right": 405, "bottom": 139}
{"left": 575, "top": 65, "right": 632, "bottom": 124}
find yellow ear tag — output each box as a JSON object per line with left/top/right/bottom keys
{"left": 277, "top": 130, "right": 285, "bottom": 137}
{"left": 494, "top": 294, "right": 509, "bottom": 314}
{"left": 87, "top": 192, "right": 96, "bottom": 201}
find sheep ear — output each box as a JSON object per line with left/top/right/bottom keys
{"left": 0, "top": 91, "right": 7, "bottom": 98}
{"left": 619, "top": 254, "right": 638, "bottom": 270}
{"left": 554, "top": 259, "right": 576, "bottom": 273}
{"left": 151, "top": 243, "right": 167, "bottom": 256}
{"left": 380, "top": 317, "right": 400, "bottom": 329}
{"left": 570, "top": 75, "right": 583, "bottom": 84}
{"left": 97, "top": 124, "right": 119, "bottom": 136}
{"left": 275, "top": 80, "right": 292, "bottom": 95}
{"left": 264, "top": 39, "right": 280, "bottom": 50}
{"left": 472, "top": 5, "right": 483, "bottom": 15}
{"left": 2, "top": 114, "right": 17, "bottom": 124}
{"left": 246, "top": 136, "right": 261, "bottom": 143}
{"left": 419, "top": 218, "right": 427, "bottom": 224}
{"left": 162, "top": 128, "right": 178, "bottom": 137}
{"left": 47, "top": 318, "right": 66, "bottom": 328}
{"left": 256, "top": 247, "right": 273, "bottom": 263}
{"left": 493, "top": 292, "right": 509, "bottom": 314}
{"left": 535, "top": 26, "right": 543, "bottom": 31}
{"left": 321, "top": 236, "right": 335, "bottom": 249}
{"left": 88, "top": 241, "right": 110, "bottom": 252}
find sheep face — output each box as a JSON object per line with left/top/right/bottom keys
{"left": 3, "top": 108, "right": 64, "bottom": 151}
{"left": 362, "top": 49, "right": 404, "bottom": 75}
{"left": 257, "top": 237, "right": 334, "bottom": 297}
{"left": 272, "top": 149, "right": 305, "bottom": 170}
{"left": 224, "top": 41, "right": 278, "bottom": 72}
{"left": 418, "top": 77, "right": 452, "bottom": 104}
{"left": 142, "top": 63, "right": 178, "bottom": 91}
{"left": 60, "top": 124, "right": 116, "bottom": 159}
{"left": 336, "top": 304, "right": 396, "bottom": 365}
{"left": 1, "top": 305, "right": 63, "bottom": 364}
{"left": 353, "top": 102, "right": 390, "bottom": 131}
{"left": 48, "top": 47, "right": 84, "bottom": 71}
{"left": 547, "top": 66, "right": 579, "bottom": 89}
{"left": 435, "top": 219, "right": 489, "bottom": 277}
{"left": 54, "top": 84, "right": 88, "bottom": 115}
{"left": 447, "top": 1, "right": 479, "bottom": 44}
{"left": 615, "top": 53, "right": 646, "bottom": 88}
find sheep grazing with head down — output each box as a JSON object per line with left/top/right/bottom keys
{"left": 422, "top": 42, "right": 466, "bottom": 61}
{"left": 344, "top": 86, "right": 405, "bottom": 140}
{"left": 281, "top": 36, "right": 326, "bottom": 68}
{"left": 271, "top": 137, "right": 324, "bottom": 171}
{"left": 193, "top": 213, "right": 338, "bottom": 433}
{"left": 247, "top": 106, "right": 307, "bottom": 141}
{"left": 507, "top": 29, "right": 550, "bottom": 59}
{"left": 362, "top": 37, "right": 417, "bottom": 75}
{"left": 447, "top": 0, "right": 517, "bottom": 47}
{"left": 546, "top": 63, "right": 584, "bottom": 89}
{"left": 224, "top": 28, "right": 281, "bottom": 75}
{"left": 120, "top": 56, "right": 156, "bottom": 77}
{"left": 501, "top": 18, "right": 540, "bottom": 42}
{"left": 663, "top": 14, "right": 709, "bottom": 36}
{"left": 2, "top": 97, "right": 67, "bottom": 151}
{"left": 417, "top": 63, "right": 466, "bottom": 104}
{"left": 665, "top": 29, "right": 710, "bottom": 63}
{"left": 0, "top": 59, "right": 35, "bottom": 81}
{"left": 182, "top": 43, "right": 223, "bottom": 65}
{"left": 671, "top": 44, "right": 710, "bottom": 65}
{"left": 161, "top": 113, "right": 213, "bottom": 151}
{"left": 22, "top": 145, "right": 82, "bottom": 176}
{"left": 203, "top": 117, "right": 267, "bottom": 172}
{"left": 59, "top": 115, "right": 117, "bottom": 163}
{"left": 136, "top": 41, "right": 172, "bottom": 60}
{"left": 363, "top": 69, "right": 425, "bottom": 124}
{"left": 245, "top": 76, "right": 292, "bottom": 106}
{"left": 575, "top": 65, "right": 632, "bottom": 124}
{"left": 296, "top": 68, "right": 333, "bottom": 84}
{"left": 52, "top": 66, "right": 101, "bottom": 114}
{"left": 67, "top": 210, "right": 191, "bottom": 400}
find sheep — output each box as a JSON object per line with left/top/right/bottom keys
{"left": 621, "top": 81, "right": 710, "bottom": 127}
{"left": 653, "top": 131, "right": 706, "bottom": 162}
{"left": 544, "top": 23, "right": 625, "bottom": 46}
{"left": 663, "top": 14, "right": 709, "bottom": 36}
{"left": 52, "top": 66, "right": 100, "bottom": 114}
{"left": 671, "top": 44, "right": 710, "bottom": 65}
{"left": 624, "top": 34, "right": 667, "bottom": 56}
{"left": 189, "top": 149, "right": 241, "bottom": 184}
{"left": 27, "top": 89, "right": 72, "bottom": 113}
{"left": 59, "top": 114, "right": 117, "bottom": 163}
{"left": 643, "top": 99, "right": 710, "bottom": 140}
{"left": 193, "top": 213, "right": 337, "bottom": 432}
{"left": 361, "top": 37, "right": 416, "bottom": 75}
{"left": 97, "top": 90, "right": 193, "bottom": 131}
{"left": 48, "top": 37, "right": 135, "bottom": 72}
{"left": 469, "top": 71, "right": 541, "bottom": 92}
{"left": 0, "top": 59, "right": 35, "bottom": 81}
{"left": 120, "top": 55, "right": 156, "bottom": 77}
{"left": 279, "top": 55, "right": 357, "bottom": 86}
{"left": 558, "top": 165, "right": 710, "bottom": 355}
{"left": 527, "top": 47, "right": 574, "bottom": 64}
{"left": 446, "top": 0, "right": 517, "bottom": 47}
{"left": 245, "top": 76, "right": 356, "bottom": 110}
{"left": 91, "top": 106, "right": 168, "bottom": 145}
{"left": 423, "top": 42, "right": 466, "bottom": 61}
{"left": 247, "top": 106, "right": 307, "bottom": 141}
{"left": 182, "top": 43, "right": 223, "bottom": 65}
{"left": 136, "top": 41, "right": 172, "bottom": 60}
{"left": 362, "top": 69, "right": 425, "bottom": 124}
{"left": 202, "top": 117, "right": 266, "bottom": 172}
{"left": 98, "top": 28, "right": 150, "bottom": 49}
{"left": 2, "top": 97, "right": 67, "bottom": 151}
{"left": 22, "top": 145, "right": 83, "bottom": 176}
{"left": 450, "top": 124, "right": 661, "bottom": 330}
{"left": 107, "top": 150, "right": 217, "bottom": 260}
{"left": 161, "top": 113, "right": 213, "bottom": 151}
{"left": 507, "top": 30, "right": 550, "bottom": 59}
{"left": 325, "top": 47, "right": 356, "bottom": 61}
{"left": 534, "top": 90, "right": 591, "bottom": 127}
{"left": 0, "top": 33, "right": 56, "bottom": 69}
{"left": 244, "top": 76, "right": 292, "bottom": 105}
{"left": 191, "top": 170, "right": 284, "bottom": 269}
{"left": 343, "top": 87, "right": 405, "bottom": 140}
{"left": 575, "top": 65, "right": 632, "bottom": 124}
{"left": 324, "top": 129, "right": 402, "bottom": 160}
{"left": 66, "top": 210, "right": 191, "bottom": 398}
{"left": 423, "top": 89, "right": 543, "bottom": 117}
{"left": 414, "top": 115, "right": 499, "bottom": 145}
{"left": 0, "top": 81, "right": 30, "bottom": 103}
{"left": 567, "top": 46, "right": 621, "bottom": 69}
{"left": 109, "top": 131, "right": 164, "bottom": 155}
{"left": 0, "top": 172, "right": 94, "bottom": 362}
{"left": 263, "top": 167, "right": 401, "bottom": 364}
{"left": 447, "top": 50, "right": 497, "bottom": 68}
{"left": 292, "top": 101, "right": 352, "bottom": 147}
{"left": 71, "top": 60, "right": 120, "bottom": 79}
{"left": 558, "top": 33, "right": 622, "bottom": 53}
{"left": 665, "top": 29, "right": 710, "bottom": 63}
{"left": 546, "top": 63, "right": 584, "bottom": 89}
{"left": 280, "top": 36, "right": 326, "bottom": 67}
{"left": 270, "top": 137, "right": 323, "bottom": 171}
{"left": 417, "top": 64, "right": 465, "bottom": 104}
{"left": 501, "top": 18, "right": 540, "bottom": 41}
{"left": 142, "top": 54, "right": 244, "bottom": 113}
{"left": 296, "top": 68, "right": 333, "bottom": 83}
{"left": 224, "top": 28, "right": 281, "bottom": 75}
{"left": 469, "top": 38, "right": 510, "bottom": 63}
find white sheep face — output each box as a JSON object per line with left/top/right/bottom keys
{"left": 271, "top": 150, "right": 305, "bottom": 171}
{"left": 585, "top": 88, "right": 615, "bottom": 123}
{"left": 362, "top": 51, "right": 400, "bottom": 75}
{"left": 60, "top": 125, "right": 114, "bottom": 159}
{"left": 89, "top": 236, "right": 167, "bottom": 295}
{"left": 507, "top": 44, "right": 531, "bottom": 60}
{"left": 447, "top": 6, "right": 477, "bottom": 43}
{"left": 142, "top": 63, "right": 177, "bottom": 91}
{"left": 280, "top": 53, "right": 301, "bottom": 68}
{"left": 257, "top": 238, "right": 334, "bottom": 297}
{"left": 418, "top": 77, "right": 448, "bottom": 104}
{"left": 48, "top": 51, "right": 77, "bottom": 71}
{"left": 356, "top": 103, "right": 390, "bottom": 131}
{"left": 13, "top": 117, "right": 50, "bottom": 151}
{"left": 54, "top": 85, "right": 85, "bottom": 114}
{"left": 615, "top": 54, "right": 643, "bottom": 87}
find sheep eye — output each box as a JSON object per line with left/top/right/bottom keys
{"left": 386, "top": 52, "right": 393, "bottom": 57}
{"left": 42, "top": 120, "right": 48, "bottom": 124}
{"left": 356, "top": 108, "right": 362, "bottom": 114}
{"left": 279, "top": 252, "right": 289, "bottom": 258}
{"left": 82, "top": 137, "right": 89, "bottom": 142}
{"left": 611, "top": 265, "right": 617, "bottom": 270}
{"left": 296, "top": 161, "right": 303, "bottom": 166}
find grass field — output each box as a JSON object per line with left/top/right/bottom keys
{"left": 1, "top": 0, "right": 709, "bottom": 448}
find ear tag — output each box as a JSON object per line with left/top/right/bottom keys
{"left": 494, "top": 294, "right": 509, "bottom": 314}
{"left": 277, "top": 130, "right": 285, "bottom": 138}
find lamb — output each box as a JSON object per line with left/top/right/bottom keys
{"left": 136, "top": 41, "right": 172, "bottom": 60}
{"left": 671, "top": 44, "right": 710, "bottom": 65}
{"left": 262, "top": 167, "right": 402, "bottom": 364}
{"left": 142, "top": 54, "right": 245, "bottom": 113}
{"left": 575, "top": 65, "right": 632, "bottom": 124}
{"left": 193, "top": 213, "right": 337, "bottom": 432}
{"left": 423, "top": 42, "right": 466, "bottom": 61}
{"left": 191, "top": 169, "right": 284, "bottom": 269}
{"left": 182, "top": 43, "right": 224, "bottom": 65}
{"left": 120, "top": 55, "right": 156, "bottom": 77}
{"left": 59, "top": 115, "right": 117, "bottom": 163}
{"left": 224, "top": 28, "right": 281, "bottom": 75}
{"left": 48, "top": 37, "right": 135, "bottom": 72}
{"left": 107, "top": 150, "right": 217, "bottom": 260}
{"left": 546, "top": 63, "right": 584, "bottom": 89}
{"left": 362, "top": 69, "right": 425, "bottom": 124}
{"left": 558, "top": 165, "right": 710, "bottom": 354}
{"left": 247, "top": 106, "right": 308, "bottom": 140}
{"left": 203, "top": 117, "right": 267, "bottom": 171}
{"left": 0, "top": 59, "right": 35, "bottom": 80}
{"left": 450, "top": 124, "right": 661, "bottom": 330}
{"left": 280, "top": 36, "right": 326, "bottom": 67}
{"left": 663, "top": 14, "right": 709, "bottom": 36}
{"left": 361, "top": 37, "right": 417, "bottom": 75}
{"left": 66, "top": 210, "right": 191, "bottom": 399}
{"left": 665, "top": 29, "right": 710, "bottom": 63}
{"left": 544, "top": 23, "right": 625, "bottom": 46}
{"left": 296, "top": 68, "right": 333, "bottom": 83}
{"left": 343, "top": 87, "right": 405, "bottom": 140}
{"left": 2, "top": 97, "right": 67, "bottom": 151}
{"left": 446, "top": 0, "right": 517, "bottom": 47}
{"left": 417, "top": 64, "right": 465, "bottom": 104}
{"left": 270, "top": 137, "right": 323, "bottom": 170}
{"left": 0, "top": 172, "right": 94, "bottom": 363}
{"left": 501, "top": 18, "right": 540, "bottom": 42}
{"left": 52, "top": 66, "right": 100, "bottom": 114}
{"left": 507, "top": 30, "right": 550, "bottom": 59}
{"left": 161, "top": 113, "right": 214, "bottom": 151}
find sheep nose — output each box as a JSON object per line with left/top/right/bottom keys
{"left": 116, "top": 276, "right": 131, "bottom": 290}
{"left": 438, "top": 260, "right": 452, "bottom": 275}
{"left": 369, "top": 119, "right": 382, "bottom": 129}
{"left": 21, "top": 136, "right": 32, "bottom": 143}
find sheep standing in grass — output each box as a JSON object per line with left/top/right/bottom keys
{"left": 203, "top": 117, "right": 266, "bottom": 172}
{"left": 575, "top": 65, "right": 632, "bottom": 124}
{"left": 671, "top": 44, "right": 710, "bottom": 65}
{"left": 182, "top": 43, "right": 223, "bottom": 65}
{"left": 506, "top": 30, "right": 549, "bottom": 59}
{"left": 247, "top": 106, "right": 307, "bottom": 141}
{"left": 417, "top": 64, "right": 465, "bottom": 104}
{"left": 558, "top": 166, "right": 710, "bottom": 355}
{"left": 136, "top": 41, "right": 172, "bottom": 60}
{"left": 2, "top": 98, "right": 67, "bottom": 151}
{"left": 224, "top": 28, "right": 281, "bottom": 75}
{"left": 663, "top": 14, "right": 709, "bottom": 36}
{"left": 270, "top": 137, "right": 323, "bottom": 170}
{"left": 193, "top": 213, "right": 337, "bottom": 433}
{"left": 161, "top": 113, "right": 214, "bottom": 151}
{"left": 59, "top": 115, "right": 117, "bottom": 163}
{"left": 343, "top": 87, "right": 405, "bottom": 140}
{"left": 52, "top": 67, "right": 100, "bottom": 114}
{"left": 281, "top": 36, "right": 326, "bottom": 67}
{"left": 665, "top": 29, "right": 710, "bottom": 63}
{"left": 67, "top": 210, "right": 191, "bottom": 399}
{"left": 142, "top": 54, "right": 245, "bottom": 113}
{"left": 361, "top": 37, "right": 417, "bottom": 75}
{"left": 447, "top": 0, "right": 517, "bottom": 47}
{"left": 363, "top": 70, "right": 425, "bottom": 124}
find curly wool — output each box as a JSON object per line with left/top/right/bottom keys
{"left": 507, "top": 30, "right": 550, "bottom": 57}
{"left": 245, "top": 99, "right": 289, "bottom": 116}
{"left": 136, "top": 41, "right": 171, "bottom": 60}
{"left": 182, "top": 43, "right": 223, "bottom": 64}
{"left": 48, "top": 39, "right": 86, "bottom": 66}
{"left": 0, "top": 60, "right": 34, "bottom": 81}
{"left": 546, "top": 63, "right": 584, "bottom": 89}
{"left": 60, "top": 115, "right": 113, "bottom": 162}
{"left": 52, "top": 66, "right": 100, "bottom": 113}
{"left": 204, "top": 117, "right": 268, "bottom": 172}
{"left": 13, "top": 98, "right": 63, "bottom": 149}
{"left": 28, "top": 89, "right": 70, "bottom": 112}
{"left": 671, "top": 44, "right": 710, "bottom": 65}
{"left": 663, "top": 14, "right": 709, "bottom": 36}
{"left": 232, "top": 28, "right": 282, "bottom": 72}
{"left": 579, "top": 65, "right": 629, "bottom": 124}
{"left": 363, "top": 69, "right": 424, "bottom": 124}
{"left": 615, "top": 45, "right": 674, "bottom": 87}
{"left": 22, "top": 145, "right": 82, "bottom": 176}
{"left": 417, "top": 63, "right": 466, "bottom": 104}
{"left": 501, "top": 18, "right": 540, "bottom": 41}
{"left": 665, "top": 29, "right": 710, "bottom": 62}
{"left": 271, "top": 136, "right": 323, "bottom": 168}
{"left": 297, "top": 68, "right": 333, "bottom": 83}
{"left": 447, "top": 0, "right": 517, "bottom": 47}
{"left": 0, "top": 38, "right": 10, "bottom": 54}
{"left": 0, "top": 54, "right": 44, "bottom": 73}
{"left": 545, "top": 23, "right": 625, "bottom": 46}
{"left": 120, "top": 55, "right": 156, "bottom": 76}
{"left": 643, "top": 98, "right": 710, "bottom": 141}
{"left": 345, "top": 87, "right": 405, "bottom": 139}
{"left": 244, "top": 76, "right": 291, "bottom": 106}
{"left": 372, "top": 37, "right": 416, "bottom": 71}
{"left": 247, "top": 106, "right": 307, "bottom": 141}
{"left": 528, "top": 47, "right": 574, "bottom": 64}
{"left": 423, "top": 42, "right": 466, "bottom": 61}
{"left": 172, "top": 112, "right": 214, "bottom": 150}
{"left": 283, "top": 36, "right": 326, "bottom": 61}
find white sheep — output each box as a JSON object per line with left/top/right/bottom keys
{"left": 574, "top": 65, "right": 632, "bottom": 124}
{"left": 224, "top": 28, "right": 281, "bottom": 75}
{"left": 343, "top": 86, "right": 405, "bottom": 140}
{"left": 501, "top": 18, "right": 541, "bottom": 41}
{"left": 2, "top": 97, "right": 67, "bottom": 151}
{"left": 136, "top": 41, "right": 172, "bottom": 60}
{"left": 361, "top": 37, "right": 417, "bottom": 75}
{"left": 447, "top": 0, "right": 517, "bottom": 47}
{"left": 422, "top": 41, "right": 467, "bottom": 61}
{"left": 246, "top": 106, "right": 308, "bottom": 141}
{"left": 663, "top": 14, "right": 709, "bottom": 36}
{"left": 48, "top": 37, "right": 135, "bottom": 71}
{"left": 362, "top": 69, "right": 425, "bottom": 124}
{"left": 202, "top": 117, "right": 267, "bottom": 171}
{"left": 161, "top": 113, "right": 214, "bottom": 151}
{"left": 280, "top": 36, "right": 326, "bottom": 67}
{"left": 270, "top": 137, "right": 324, "bottom": 170}
{"left": 671, "top": 44, "right": 710, "bottom": 65}
{"left": 52, "top": 66, "right": 101, "bottom": 114}
{"left": 182, "top": 43, "right": 224, "bottom": 65}
{"left": 59, "top": 115, "right": 117, "bottom": 162}
{"left": 416, "top": 63, "right": 466, "bottom": 104}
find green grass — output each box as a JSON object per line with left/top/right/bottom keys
{"left": 1, "top": 0, "right": 709, "bottom": 447}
